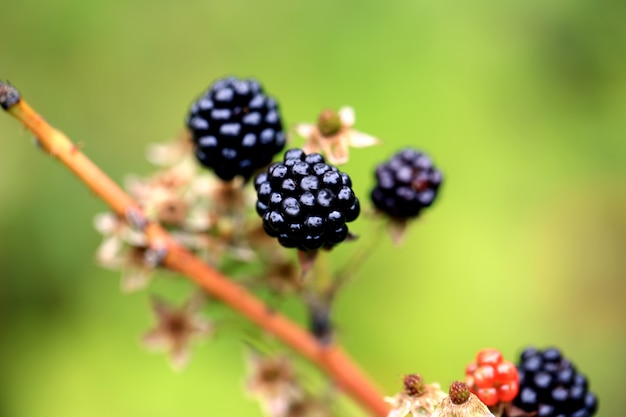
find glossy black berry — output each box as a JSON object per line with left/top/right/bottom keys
{"left": 511, "top": 347, "right": 598, "bottom": 417}
{"left": 186, "top": 77, "right": 286, "bottom": 181}
{"left": 370, "top": 148, "right": 442, "bottom": 219}
{"left": 254, "top": 149, "right": 359, "bottom": 251}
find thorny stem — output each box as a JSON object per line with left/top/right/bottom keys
{"left": 0, "top": 81, "right": 388, "bottom": 417}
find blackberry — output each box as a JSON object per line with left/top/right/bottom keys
{"left": 511, "top": 347, "right": 598, "bottom": 417}
{"left": 370, "top": 148, "right": 442, "bottom": 219}
{"left": 254, "top": 148, "right": 360, "bottom": 251}
{"left": 186, "top": 77, "right": 286, "bottom": 181}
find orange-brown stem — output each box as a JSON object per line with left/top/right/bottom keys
{"left": 2, "top": 90, "right": 388, "bottom": 417}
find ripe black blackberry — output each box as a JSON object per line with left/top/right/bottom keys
{"left": 370, "top": 148, "right": 442, "bottom": 219}
{"left": 254, "top": 148, "right": 360, "bottom": 251}
{"left": 511, "top": 347, "right": 598, "bottom": 417}
{"left": 186, "top": 77, "right": 286, "bottom": 181}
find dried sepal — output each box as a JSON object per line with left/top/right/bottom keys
{"left": 263, "top": 259, "right": 303, "bottom": 295}
{"left": 120, "top": 247, "right": 156, "bottom": 292}
{"left": 387, "top": 218, "right": 410, "bottom": 245}
{"left": 298, "top": 250, "right": 319, "bottom": 278}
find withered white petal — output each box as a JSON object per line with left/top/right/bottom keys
{"left": 170, "top": 347, "right": 191, "bottom": 372}
{"left": 120, "top": 266, "right": 152, "bottom": 293}
{"left": 295, "top": 123, "right": 317, "bottom": 139}
{"left": 96, "top": 236, "right": 124, "bottom": 268}
{"left": 93, "top": 212, "right": 119, "bottom": 234}
{"left": 348, "top": 130, "right": 381, "bottom": 148}
{"left": 338, "top": 106, "right": 356, "bottom": 127}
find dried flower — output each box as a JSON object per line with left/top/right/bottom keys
{"left": 145, "top": 130, "right": 194, "bottom": 167}
{"left": 385, "top": 374, "right": 447, "bottom": 417}
{"left": 296, "top": 106, "right": 380, "bottom": 165}
{"left": 143, "top": 293, "right": 213, "bottom": 370}
{"left": 246, "top": 353, "right": 303, "bottom": 417}
{"left": 282, "top": 397, "right": 333, "bottom": 417}
{"left": 263, "top": 259, "right": 302, "bottom": 295}
{"left": 431, "top": 382, "right": 495, "bottom": 417}
{"left": 93, "top": 212, "right": 155, "bottom": 292}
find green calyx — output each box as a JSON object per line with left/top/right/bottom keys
{"left": 317, "top": 109, "right": 342, "bottom": 137}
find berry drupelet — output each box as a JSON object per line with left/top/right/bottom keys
{"left": 370, "top": 148, "right": 442, "bottom": 219}
{"left": 511, "top": 347, "right": 598, "bottom": 417}
{"left": 186, "top": 77, "right": 286, "bottom": 181}
{"left": 254, "top": 148, "right": 360, "bottom": 251}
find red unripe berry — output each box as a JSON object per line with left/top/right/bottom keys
{"left": 476, "top": 348, "right": 503, "bottom": 366}
{"left": 477, "top": 387, "right": 499, "bottom": 406}
{"left": 473, "top": 365, "right": 496, "bottom": 388}
{"left": 495, "top": 361, "right": 519, "bottom": 384}
{"left": 497, "top": 380, "right": 519, "bottom": 402}
{"left": 466, "top": 348, "right": 521, "bottom": 407}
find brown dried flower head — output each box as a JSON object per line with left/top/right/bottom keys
{"left": 385, "top": 375, "right": 447, "bottom": 417}
{"left": 246, "top": 353, "right": 304, "bottom": 417}
{"left": 143, "top": 293, "right": 213, "bottom": 370}
{"left": 431, "top": 382, "right": 495, "bottom": 417}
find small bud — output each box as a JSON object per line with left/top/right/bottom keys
{"left": 404, "top": 374, "right": 425, "bottom": 397}
{"left": 449, "top": 381, "right": 471, "bottom": 405}
{"left": 317, "top": 109, "right": 342, "bottom": 137}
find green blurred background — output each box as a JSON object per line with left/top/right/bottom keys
{"left": 1, "top": 0, "right": 625, "bottom": 416}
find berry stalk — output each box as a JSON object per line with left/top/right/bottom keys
{"left": 0, "top": 80, "right": 388, "bottom": 417}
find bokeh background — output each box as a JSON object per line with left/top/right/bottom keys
{"left": 1, "top": 1, "right": 625, "bottom": 416}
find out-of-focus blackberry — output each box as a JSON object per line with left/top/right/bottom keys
{"left": 511, "top": 347, "right": 598, "bottom": 417}
{"left": 254, "top": 148, "right": 360, "bottom": 251}
{"left": 186, "top": 77, "right": 286, "bottom": 181}
{"left": 370, "top": 148, "right": 442, "bottom": 219}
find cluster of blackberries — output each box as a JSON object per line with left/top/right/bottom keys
{"left": 513, "top": 347, "right": 598, "bottom": 417}
{"left": 186, "top": 77, "right": 286, "bottom": 181}
{"left": 254, "top": 149, "right": 360, "bottom": 251}
{"left": 370, "top": 148, "right": 442, "bottom": 219}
